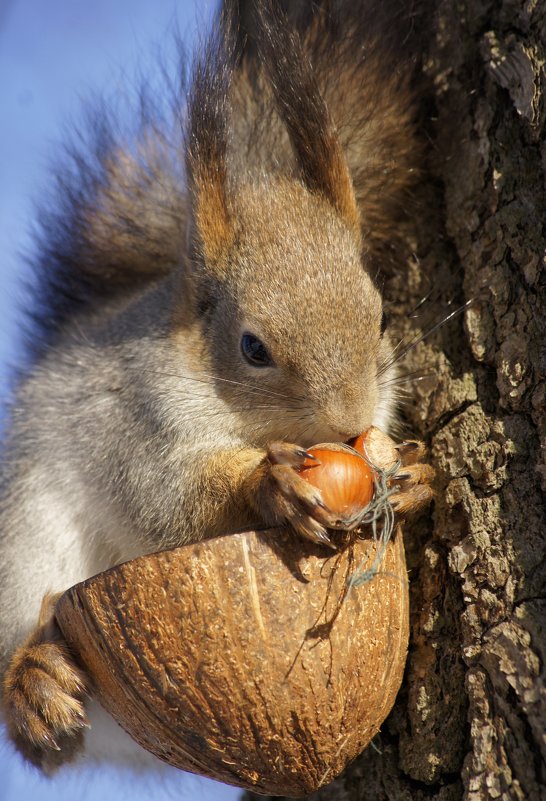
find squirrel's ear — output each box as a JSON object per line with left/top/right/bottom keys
{"left": 255, "top": 1, "right": 360, "bottom": 239}
{"left": 186, "top": 14, "right": 236, "bottom": 268}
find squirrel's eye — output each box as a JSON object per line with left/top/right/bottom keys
{"left": 240, "top": 333, "right": 274, "bottom": 367}
{"left": 381, "top": 311, "right": 389, "bottom": 335}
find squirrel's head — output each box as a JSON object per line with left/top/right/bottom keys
{"left": 175, "top": 3, "right": 396, "bottom": 445}
{"left": 183, "top": 179, "right": 393, "bottom": 445}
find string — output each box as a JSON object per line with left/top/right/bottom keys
{"left": 334, "top": 443, "right": 401, "bottom": 590}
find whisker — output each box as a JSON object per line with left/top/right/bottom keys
{"left": 406, "top": 260, "right": 467, "bottom": 319}
{"left": 408, "top": 287, "right": 435, "bottom": 317}
{"left": 163, "top": 406, "right": 294, "bottom": 422}
{"left": 134, "top": 367, "right": 305, "bottom": 404}
{"left": 405, "top": 256, "right": 435, "bottom": 317}
{"left": 378, "top": 369, "right": 434, "bottom": 388}
{"left": 379, "top": 299, "right": 472, "bottom": 377}
{"left": 199, "top": 372, "right": 298, "bottom": 401}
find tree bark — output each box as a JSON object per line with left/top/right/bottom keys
{"left": 245, "top": 0, "right": 546, "bottom": 799}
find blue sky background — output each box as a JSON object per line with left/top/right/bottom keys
{"left": 0, "top": 1, "right": 241, "bottom": 798}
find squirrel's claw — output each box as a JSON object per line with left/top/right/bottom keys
{"left": 391, "top": 482, "right": 434, "bottom": 516}
{"left": 255, "top": 443, "right": 338, "bottom": 548}
{"left": 295, "top": 517, "right": 336, "bottom": 550}
{"left": 393, "top": 463, "right": 435, "bottom": 486}
{"left": 267, "top": 442, "right": 320, "bottom": 468}
{"left": 394, "top": 439, "right": 427, "bottom": 465}
{"left": 270, "top": 464, "right": 336, "bottom": 525}
{"left": 390, "top": 441, "right": 435, "bottom": 516}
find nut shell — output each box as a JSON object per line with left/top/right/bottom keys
{"left": 299, "top": 442, "right": 374, "bottom": 518}
{"left": 55, "top": 525, "right": 408, "bottom": 797}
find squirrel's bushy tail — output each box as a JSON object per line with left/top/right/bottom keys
{"left": 228, "top": 0, "right": 426, "bottom": 255}
{"left": 29, "top": 0, "right": 424, "bottom": 356}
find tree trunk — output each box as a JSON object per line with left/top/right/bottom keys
{"left": 245, "top": 0, "right": 546, "bottom": 799}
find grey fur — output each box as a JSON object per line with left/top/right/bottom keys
{"left": 0, "top": 0, "right": 422, "bottom": 768}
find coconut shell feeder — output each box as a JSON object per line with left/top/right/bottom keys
{"left": 55, "top": 428, "right": 409, "bottom": 797}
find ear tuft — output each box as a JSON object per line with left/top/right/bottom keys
{"left": 254, "top": 0, "right": 360, "bottom": 238}
{"left": 186, "top": 7, "right": 239, "bottom": 266}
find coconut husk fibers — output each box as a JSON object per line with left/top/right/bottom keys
{"left": 55, "top": 522, "right": 408, "bottom": 796}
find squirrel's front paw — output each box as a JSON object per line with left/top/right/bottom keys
{"left": 257, "top": 442, "right": 340, "bottom": 548}
{"left": 390, "top": 440, "right": 435, "bottom": 516}
{"left": 2, "top": 594, "right": 89, "bottom": 772}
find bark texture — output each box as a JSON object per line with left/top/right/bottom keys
{"left": 245, "top": 0, "right": 546, "bottom": 799}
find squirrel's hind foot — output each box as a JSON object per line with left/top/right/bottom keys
{"left": 2, "top": 593, "right": 89, "bottom": 772}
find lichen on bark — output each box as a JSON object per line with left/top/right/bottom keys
{"left": 244, "top": 0, "right": 546, "bottom": 799}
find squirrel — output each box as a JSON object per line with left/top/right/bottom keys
{"left": 0, "top": 0, "right": 434, "bottom": 775}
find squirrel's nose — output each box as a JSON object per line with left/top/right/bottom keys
{"left": 337, "top": 430, "right": 361, "bottom": 442}
{"left": 322, "top": 414, "right": 371, "bottom": 443}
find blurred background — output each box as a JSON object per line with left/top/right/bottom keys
{"left": 0, "top": 0, "right": 241, "bottom": 798}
